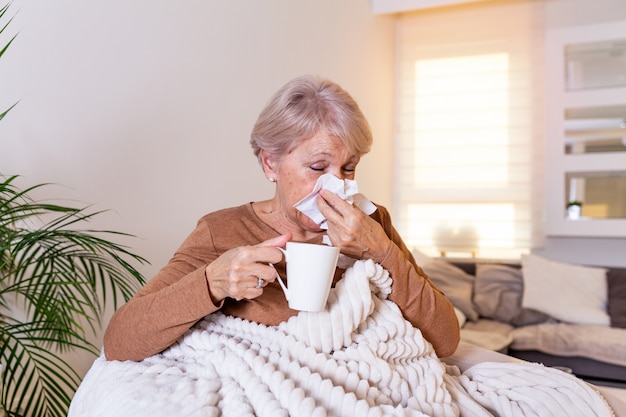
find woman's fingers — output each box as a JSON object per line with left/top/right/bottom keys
{"left": 206, "top": 235, "right": 290, "bottom": 302}
{"left": 317, "top": 189, "right": 391, "bottom": 261}
{"left": 317, "top": 189, "right": 352, "bottom": 218}
{"left": 255, "top": 233, "right": 292, "bottom": 251}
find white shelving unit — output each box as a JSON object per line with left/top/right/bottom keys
{"left": 545, "top": 20, "right": 626, "bottom": 237}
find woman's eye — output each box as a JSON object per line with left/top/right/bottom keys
{"left": 310, "top": 165, "right": 326, "bottom": 171}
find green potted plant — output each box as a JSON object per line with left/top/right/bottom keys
{"left": 0, "top": 176, "right": 147, "bottom": 416}
{"left": 566, "top": 200, "right": 583, "bottom": 219}
{"left": 0, "top": 3, "right": 147, "bottom": 416}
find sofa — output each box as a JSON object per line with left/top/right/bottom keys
{"left": 413, "top": 250, "right": 626, "bottom": 389}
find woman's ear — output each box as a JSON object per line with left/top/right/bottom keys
{"left": 260, "top": 149, "right": 278, "bottom": 182}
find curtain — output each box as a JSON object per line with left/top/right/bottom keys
{"left": 394, "top": 0, "right": 545, "bottom": 259}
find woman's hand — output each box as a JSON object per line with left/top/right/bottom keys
{"left": 317, "top": 189, "right": 391, "bottom": 262}
{"left": 205, "top": 233, "right": 291, "bottom": 303}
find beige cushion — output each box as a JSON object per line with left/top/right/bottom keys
{"left": 511, "top": 323, "right": 626, "bottom": 367}
{"left": 521, "top": 254, "right": 609, "bottom": 326}
{"left": 461, "top": 319, "right": 514, "bottom": 352}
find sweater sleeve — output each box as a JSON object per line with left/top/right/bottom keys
{"left": 103, "top": 219, "right": 223, "bottom": 361}
{"left": 103, "top": 204, "right": 460, "bottom": 361}
{"left": 371, "top": 207, "right": 461, "bottom": 358}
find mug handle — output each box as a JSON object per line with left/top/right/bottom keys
{"left": 272, "top": 248, "right": 289, "bottom": 300}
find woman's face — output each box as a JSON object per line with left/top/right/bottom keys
{"left": 265, "top": 131, "right": 360, "bottom": 232}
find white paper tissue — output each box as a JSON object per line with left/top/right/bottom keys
{"left": 293, "top": 173, "right": 377, "bottom": 230}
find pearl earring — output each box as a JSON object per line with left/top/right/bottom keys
{"left": 269, "top": 177, "right": 276, "bottom": 183}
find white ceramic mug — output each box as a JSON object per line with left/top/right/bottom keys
{"left": 274, "top": 242, "right": 340, "bottom": 312}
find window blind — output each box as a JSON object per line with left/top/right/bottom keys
{"left": 394, "top": 0, "right": 545, "bottom": 259}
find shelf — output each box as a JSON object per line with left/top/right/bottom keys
{"left": 562, "top": 153, "right": 626, "bottom": 172}
{"left": 565, "top": 39, "right": 626, "bottom": 91}
{"left": 563, "top": 87, "right": 626, "bottom": 108}
{"left": 545, "top": 19, "right": 626, "bottom": 237}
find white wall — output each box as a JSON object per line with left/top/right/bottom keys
{"left": 545, "top": 0, "right": 626, "bottom": 29}
{"left": 0, "top": 0, "right": 395, "bottom": 377}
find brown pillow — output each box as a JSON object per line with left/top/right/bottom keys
{"left": 608, "top": 268, "right": 626, "bottom": 328}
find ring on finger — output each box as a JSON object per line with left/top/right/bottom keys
{"left": 255, "top": 277, "right": 264, "bottom": 289}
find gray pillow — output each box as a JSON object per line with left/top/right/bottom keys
{"left": 421, "top": 260, "right": 479, "bottom": 321}
{"left": 474, "top": 264, "right": 550, "bottom": 327}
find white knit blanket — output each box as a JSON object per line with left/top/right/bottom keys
{"left": 69, "top": 260, "right": 614, "bottom": 417}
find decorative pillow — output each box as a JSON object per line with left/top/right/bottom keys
{"left": 474, "top": 264, "right": 551, "bottom": 327}
{"left": 418, "top": 258, "right": 479, "bottom": 322}
{"left": 411, "top": 248, "right": 434, "bottom": 267}
{"left": 607, "top": 268, "right": 626, "bottom": 328}
{"left": 521, "top": 254, "right": 609, "bottom": 326}
{"left": 510, "top": 323, "right": 626, "bottom": 367}
{"left": 453, "top": 307, "right": 467, "bottom": 327}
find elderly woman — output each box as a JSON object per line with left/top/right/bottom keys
{"left": 103, "top": 75, "right": 460, "bottom": 362}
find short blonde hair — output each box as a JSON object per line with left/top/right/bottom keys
{"left": 250, "top": 75, "right": 373, "bottom": 164}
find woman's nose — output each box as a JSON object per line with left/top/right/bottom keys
{"left": 329, "top": 168, "right": 346, "bottom": 180}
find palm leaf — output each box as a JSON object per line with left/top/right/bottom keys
{"left": 0, "top": 2, "right": 17, "bottom": 122}
{"left": 0, "top": 175, "right": 148, "bottom": 416}
{"left": 0, "top": 322, "right": 87, "bottom": 416}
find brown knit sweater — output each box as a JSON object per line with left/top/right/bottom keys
{"left": 103, "top": 203, "right": 460, "bottom": 361}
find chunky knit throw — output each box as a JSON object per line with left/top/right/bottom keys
{"left": 69, "top": 260, "right": 614, "bottom": 417}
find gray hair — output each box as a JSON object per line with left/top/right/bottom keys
{"left": 250, "top": 75, "right": 373, "bottom": 164}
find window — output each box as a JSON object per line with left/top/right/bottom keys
{"left": 394, "top": 0, "right": 545, "bottom": 259}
